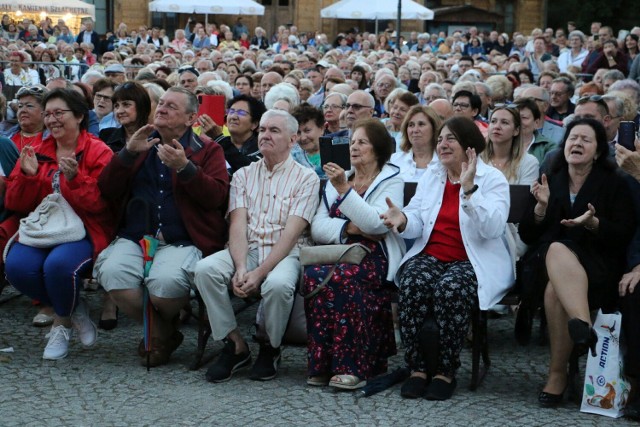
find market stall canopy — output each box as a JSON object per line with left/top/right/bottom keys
{"left": 320, "top": 0, "right": 433, "bottom": 20}
{"left": 0, "top": 0, "right": 95, "bottom": 19}
{"left": 148, "top": 0, "right": 265, "bottom": 15}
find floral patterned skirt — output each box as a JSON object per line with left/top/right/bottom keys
{"left": 303, "top": 238, "right": 396, "bottom": 380}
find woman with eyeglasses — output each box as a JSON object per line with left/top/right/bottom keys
{"left": 4, "top": 89, "right": 115, "bottom": 360}
{"left": 321, "top": 92, "right": 346, "bottom": 135}
{"left": 234, "top": 75, "right": 253, "bottom": 97}
{"left": 205, "top": 94, "right": 266, "bottom": 174}
{"left": 519, "top": 118, "right": 636, "bottom": 408}
{"left": 382, "top": 116, "right": 511, "bottom": 400}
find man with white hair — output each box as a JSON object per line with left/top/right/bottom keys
{"left": 371, "top": 68, "right": 397, "bottom": 117}
{"left": 195, "top": 109, "right": 319, "bottom": 383}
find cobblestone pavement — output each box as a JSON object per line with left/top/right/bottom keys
{"left": 0, "top": 287, "right": 636, "bottom": 427}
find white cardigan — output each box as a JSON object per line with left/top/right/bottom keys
{"left": 311, "top": 163, "right": 407, "bottom": 281}
{"left": 396, "top": 159, "right": 514, "bottom": 309}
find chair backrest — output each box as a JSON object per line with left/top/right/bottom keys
{"left": 508, "top": 185, "right": 531, "bottom": 223}
{"left": 403, "top": 182, "right": 417, "bottom": 207}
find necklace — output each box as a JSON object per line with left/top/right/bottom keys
{"left": 447, "top": 174, "right": 460, "bottom": 185}
{"left": 19, "top": 131, "right": 40, "bottom": 150}
{"left": 352, "top": 171, "right": 379, "bottom": 193}
{"left": 491, "top": 158, "right": 509, "bottom": 169}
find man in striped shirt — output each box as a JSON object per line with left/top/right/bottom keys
{"left": 195, "top": 109, "right": 320, "bottom": 383}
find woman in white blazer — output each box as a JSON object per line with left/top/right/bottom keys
{"left": 304, "top": 119, "right": 406, "bottom": 391}
{"left": 382, "top": 116, "right": 513, "bottom": 400}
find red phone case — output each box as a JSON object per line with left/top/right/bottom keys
{"left": 197, "top": 95, "right": 225, "bottom": 126}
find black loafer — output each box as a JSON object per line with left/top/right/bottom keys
{"left": 400, "top": 376, "right": 429, "bottom": 399}
{"left": 538, "top": 390, "right": 564, "bottom": 408}
{"left": 425, "top": 378, "right": 457, "bottom": 401}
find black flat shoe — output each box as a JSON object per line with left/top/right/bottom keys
{"left": 568, "top": 318, "right": 597, "bottom": 357}
{"left": 425, "top": 378, "right": 456, "bottom": 401}
{"left": 538, "top": 390, "right": 564, "bottom": 408}
{"left": 400, "top": 376, "right": 429, "bottom": 399}
{"left": 98, "top": 308, "right": 119, "bottom": 331}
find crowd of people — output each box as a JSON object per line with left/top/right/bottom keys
{"left": 1, "top": 13, "right": 640, "bottom": 419}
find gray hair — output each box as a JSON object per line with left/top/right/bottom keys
{"left": 568, "top": 30, "right": 586, "bottom": 44}
{"left": 424, "top": 83, "right": 447, "bottom": 98}
{"left": 260, "top": 109, "right": 299, "bottom": 135}
{"left": 135, "top": 67, "right": 156, "bottom": 81}
{"left": 81, "top": 69, "right": 104, "bottom": 84}
{"left": 475, "top": 81, "right": 493, "bottom": 98}
{"left": 142, "top": 82, "right": 166, "bottom": 105}
{"left": 602, "top": 94, "right": 625, "bottom": 118}
{"left": 240, "top": 59, "right": 257, "bottom": 73}
{"left": 263, "top": 82, "right": 300, "bottom": 110}
{"left": 203, "top": 80, "right": 234, "bottom": 103}
{"left": 324, "top": 91, "right": 348, "bottom": 106}
{"left": 603, "top": 69, "right": 625, "bottom": 83}
{"left": 609, "top": 79, "right": 640, "bottom": 104}
{"left": 166, "top": 86, "right": 199, "bottom": 114}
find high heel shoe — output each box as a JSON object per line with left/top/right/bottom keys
{"left": 568, "top": 318, "right": 597, "bottom": 357}
{"left": 538, "top": 387, "right": 566, "bottom": 408}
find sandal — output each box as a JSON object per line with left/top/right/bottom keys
{"left": 329, "top": 374, "right": 367, "bottom": 390}
{"left": 307, "top": 375, "right": 330, "bottom": 387}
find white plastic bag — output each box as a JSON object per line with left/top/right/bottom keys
{"left": 580, "top": 310, "right": 631, "bottom": 418}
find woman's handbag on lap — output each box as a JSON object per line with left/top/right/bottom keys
{"left": 3, "top": 171, "right": 85, "bottom": 261}
{"left": 299, "top": 243, "right": 371, "bottom": 299}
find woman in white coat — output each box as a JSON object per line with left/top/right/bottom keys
{"left": 382, "top": 116, "right": 513, "bottom": 400}
{"left": 304, "top": 119, "right": 406, "bottom": 391}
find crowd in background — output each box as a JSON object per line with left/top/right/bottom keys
{"left": 1, "top": 12, "right": 640, "bottom": 420}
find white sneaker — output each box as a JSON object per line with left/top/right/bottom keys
{"left": 72, "top": 298, "right": 97, "bottom": 347}
{"left": 43, "top": 325, "right": 72, "bottom": 360}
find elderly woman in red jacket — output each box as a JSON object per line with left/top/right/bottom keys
{"left": 4, "top": 89, "right": 114, "bottom": 360}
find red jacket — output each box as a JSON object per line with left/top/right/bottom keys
{"left": 5, "top": 130, "right": 115, "bottom": 259}
{"left": 98, "top": 129, "right": 229, "bottom": 256}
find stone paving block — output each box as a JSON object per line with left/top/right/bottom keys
{"left": 0, "top": 287, "right": 637, "bottom": 426}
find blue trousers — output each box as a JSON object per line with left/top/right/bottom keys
{"left": 5, "top": 238, "right": 93, "bottom": 317}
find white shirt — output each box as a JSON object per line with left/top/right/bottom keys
{"left": 557, "top": 48, "right": 588, "bottom": 73}
{"left": 390, "top": 150, "right": 430, "bottom": 183}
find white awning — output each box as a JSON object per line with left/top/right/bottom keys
{"left": 149, "top": 0, "right": 265, "bottom": 15}
{"left": 0, "top": 0, "right": 95, "bottom": 18}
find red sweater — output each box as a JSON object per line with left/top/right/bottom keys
{"left": 98, "top": 129, "right": 229, "bottom": 256}
{"left": 5, "top": 130, "right": 115, "bottom": 259}
{"left": 423, "top": 179, "right": 468, "bottom": 262}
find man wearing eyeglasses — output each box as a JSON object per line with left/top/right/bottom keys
{"left": 95, "top": 87, "right": 229, "bottom": 368}
{"left": 371, "top": 69, "right": 397, "bottom": 118}
{"left": 518, "top": 85, "right": 565, "bottom": 145}
{"left": 546, "top": 77, "right": 575, "bottom": 122}
{"left": 325, "top": 90, "right": 375, "bottom": 139}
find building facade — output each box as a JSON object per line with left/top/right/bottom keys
{"left": 113, "top": 0, "right": 544, "bottom": 40}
